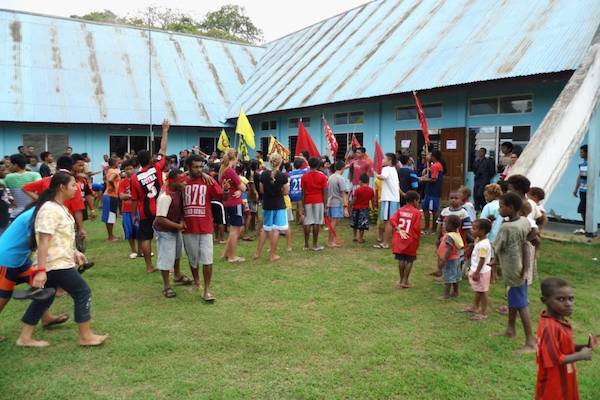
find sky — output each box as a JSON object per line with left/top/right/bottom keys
{"left": 1, "top": 0, "right": 369, "bottom": 43}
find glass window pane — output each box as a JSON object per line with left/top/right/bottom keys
{"left": 349, "top": 111, "right": 364, "bottom": 124}
{"left": 469, "top": 98, "right": 498, "bottom": 115}
{"left": 499, "top": 125, "right": 531, "bottom": 157}
{"left": 109, "top": 136, "right": 128, "bottom": 158}
{"left": 288, "top": 135, "right": 298, "bottom": 160}
{"left": 424, "top": 103, "right": 442, "bottom": 118}
{"left": 22, "top": 134, "right": 46, "bottom": 155}
{"left": 334, "top": 133, "right": 347, "bottom": 160}
{"left": 288, "top": 118, "right": 298, "bottom": 128}
{"left": 130, "top": 136, "right": 148, "bottom": 155}
{"left": 46, "top": 135, "right": 69, "bottom": 158}
{"left": 302, "top": 117, "right": 311, "bottom": 127}
{"left": 269, "top": 120, "right": 277, "bottom": 130}
{"left": 500, "top": 95, "right": 532, "bottom": 114}
{"left": 396, "top": 106, "right": 416, "bottom": 120}
{"left": 468, "top": 127, "right": 497, "bottom": 171}
{"left": 199, "top": 137, "right": 216, "bottom": 154}
{"left": 261, "top": 121, "right": 269, "bottom": 131}
{"left": 334, "top": 113, "right": 348, "bottom": 125}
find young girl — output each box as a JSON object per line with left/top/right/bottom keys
{"left": 480, "top": 184, "right": 502, "bottom": 282}
{"left": 465, "top": 219, "right": 493, "bottom": 320}
{"left": 17, "top": 172, "right": 107, "bottom": 347}
{"left": 437, "top": 214, "right": 464, "bottom": 300}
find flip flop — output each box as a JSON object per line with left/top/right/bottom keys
{"left": 162, "top": 288, "right": 176, "bottom": 298}
{"left": 173, "top": 275, "right": 193, "bottom": 286}
{"left": 227, "top": 257, "right": 245, "bottom": 263}
{"left": 78, "top": 262, "right": 95, "bottom": 274}
{"left": 203, "top": 293, "right": 216, "bottom": 302}
{"left": 12, "top": 287, "right": 56, "bottom": 302}
{"left": 42, "top": 313, "right": 69, "bottom": 329}
{"left": 372, "top": 243, "right": 389, "bottom": 249}
{"left": 312, "top": 246, "right": 324, "bottom": 251}
{"left": 471, "top": 314, "right": 488, "bottom": 321}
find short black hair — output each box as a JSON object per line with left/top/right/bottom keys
{"left": 444, "top": 214, "right": 461, "bottom": 231}
{"left": 17, "top": 145, "right": 25, "bottom": 152}
{"left": 301, "top": 150, "right": 309, "bottom": 159}
{"left": 29, "top": 155, "right": 39, "bottom": 162}
{"left": 431, "top": 150, "right": 442, "bottom": 162}
{"left": 121, "top": 159, "right": 133, "bottom": 169}
{"left": 356, "top": 146, "right": 366, "bottom": 153}
{"left": 185, "top": 154, "right": 202, "bottom": 167}
{"left": 334, "top": 160, "right": 345, "bottom": 171}
{"left": 399, "top": 154, "right": 409, "bottom": 165}
{"left": 473, "top": 218, "right": 492, "bottom": 234}
{"left": 71, "top": 153, "right": 85, "bottom": 163}
{"left": 479, "top": 147, "right": 487, "bottom": 154}
{"left": 137, "top": 150, "right": 151, "bottom": 167}
{"left": 293, "top": 158, "right": 305, "bottom": 169}
{"left": 385, "top": 152, "right": 397, "bottom": 166}
{"left": 541, "top": 277, "right": 570, "bottom": 298}
{"left": 500, "top": 191, "right": 523, "bottom": 212}
{"left": 9, "top": 154, "right": 27, "bottom": 169}
{"left": 507, "top": 174, "right": 531, "bottom": 195}
{"left": 256, "top": 150, "right": 263, "bottom": 155}
{"left": 501, "top": 141, "right": 513, "bottom": 151}
{"left": 56, "top": 155, "right": 74, "bottom": 171}
{"left": 528, "top": 187, "right": 545, "bottom": 201}
{"left": 308, "top": 157, "right": 320, "bottom": 169}
{"left": 498, "top": 180, "right": 509, "bottom": 194}
{"left": 405, "top": 190, "right": 420, "bottom": 204}
{"left": 580, "top": 144, "right": 588, "bottom": 152}
{"left": 168, "top": 168, "right": 183, "bottom": 180}
{"left": 40, "top": 151, "right": 51, "bottom": 162}
{"left": 359, "top": 173, "right": 370, "bottom": 184}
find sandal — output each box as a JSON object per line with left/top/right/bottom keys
{"left": 173, "top": 275, "right": 193, "bottom": 286}
{"left": 227, "top": 256, "right": 245, "bottom": 263}
{"left": 78, "top": 262, "right": 95, "bottom": 274}
{"left": 203, "top": 293, "right": 216, "bottom": 302}
{"left": 12, "top": 287, "right": 56, "bottom": 302}
{"left": 162, "top": 288, "right": 176, "bottom": 298}
{"left": 42, "top": 313, "right": 69, "bottom": 329}
{"left": 471, "top": 314, "right": 488, "bottom": 321}
{"left": 372, "top": 243, "right": 389, "bottom": 249}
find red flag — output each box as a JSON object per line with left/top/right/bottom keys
{"left": 350, "top": 133, "right": 362, "bottom": 150}
{"left": 413, "top": 91, "right": 431, "bottom": 145}
{"left": 323, "top": 117, "right": 338, "bottom": 159}
{"left": 295, "top": 121, "right": 320, "bottom": 158}
{"left": 373, "top": 140, "right": 384, "bottom": 174}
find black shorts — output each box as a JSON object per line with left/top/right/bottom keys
{"left": 138, "top": 217, "right": 155, "bottom": 241}
{"left": 395, "top": 254, "right": 417, "bottom": 263}
{"left": 211, "top": 201, "right": 226, "bottom": 225}
{"left": 0, "top": 264, "right": 34, "bottom": 298}
{"left": 225, "top": 205, "right": 244, "bottom": 227}
{"left": 577, "top": 191, "right": 587, "bottom": 214}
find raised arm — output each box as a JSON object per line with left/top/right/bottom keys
{"left": 160, "top": 119, "right": 169, "bottom": 155}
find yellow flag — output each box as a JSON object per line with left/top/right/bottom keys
{"left": 238, "top": 137, "right": 250, "bottom": 161}
{"left": 235, "top": 110, "right": 255, "bottom": 149}
{"left": 268, "top": 135, "right": 290, "bottom": 160}
{"left": 217, "top": 129, "right": 230, "bottom": 152}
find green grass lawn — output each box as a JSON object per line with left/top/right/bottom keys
{"left": 1, "top": 220, "right": 599, "bottom": 399}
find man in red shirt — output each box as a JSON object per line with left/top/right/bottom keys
{"left": 536, "top": 278, "right": 598, "bottom": 400}
{"left": 300, "top": 157, "right": 328, "bottom": 251}
{"left": 389, "top": 191, "right": 422, "bottom": 289}
{"left": 131, "top": 119, "right": 169, "bottom": 273}
{"left": 182, "top": 155, "right": 230, "bottom": 302}
{"left": 346, "top": 147, "right": 373, "bottom": 188}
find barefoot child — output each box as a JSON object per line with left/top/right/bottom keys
{"left": 458, "top": 186, "right": 476, "bottom": 223}
{"left": 300, "top": 157, "right": 328, "bottom": 251}
{"left": 536, "top": 277, "right": 598, "bottom": 399}
{"left": 465, "top": 219, "right": 493, "bottom": 320}
{"left": 118, "top": 160, "right": 139, "bottom": 259}
{"left": 433, "top": 191, "right": 472, "bottom": 276}
{"left": 390, "top": 190, "right": 421, "bottom": 288}
{"left": 326, "top": 160, "right": 349, "bottom": 247}
{"left": 493, "top": 192, "right": 536, "bottom": 353}
{"left": 437, "top": 215, "right": 464, "bottom": 299}
{"left": 350, "top": 174, "right": 374, "bottom": 243}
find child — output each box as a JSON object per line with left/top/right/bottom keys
{"left": 300, "top": 157, "right": 328, "bottom": 251}
{"left": 433, "top": 191, "right": 472, "bottom": 276}
{"left": 373, "top": 153, "right": 400, "bottom": 250}
{"left": 154, "top": 169, "right": 192, "bottom": 298}
{"left": 493, "top": 192, "right": 536, "bottom": 353}
{"left": 437, "top": 214, "right": 464, "bottom": 299}
{"left": 289, "top": 158, "right": 309, "bottom": 224}
{"left": 208, "top": 163, "right": 226, "bottom": 244}
{"left": 351, "top": 173, "right": 375, "bottom": 243}
{"left": 536, "top": 277, "right": 598, "bottom": 399}
{"left": 326, "top": 160, "right": 349, "bottom": 247}
{"left": 465, "top": 219, "right": 493, "bottom": 320}
{"left": 390, "top": 190, "right": 421, "bottom": 288}
{"left": 118, "top": 160, "right": 139, "bottom": 259}
{"left": 480, "top": 183, "right": 503, "bottom": 242}
{"left": 528, "top": 186, "right": 547, "bottom": 232}
{"left": 458, "top": 186, "right": 476, "bottom": 223}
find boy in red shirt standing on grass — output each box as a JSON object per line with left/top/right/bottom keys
{"left": 389, "top": 191, "right": 421, "bottom": 289}
{"left": 118, "top": 160, "right": 139, "bottom": 259}
{"left": 350, "top": 173, "right": 374, "bottom": 243}
{"left": 536, "top": 277, "right": 598, "bottom": 400}
{"left": 300, "top": 157, "right": 328, "bottom": 251}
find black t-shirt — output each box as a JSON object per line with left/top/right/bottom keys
{"left": 260, "top": 170, "right": 288, "bottom": 210}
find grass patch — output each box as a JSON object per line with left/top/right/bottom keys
{"left": 0, "top": 220, "right": 599, "bottom": 399}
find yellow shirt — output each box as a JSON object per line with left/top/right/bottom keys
{"left": 33, "top": 201, "right": 76, "bottom": 271}
{"left": 284, "top": 194, "right": 292, "bottom": 209}
{"left": 374, "top": 178, "right": 382, "bottom": 202}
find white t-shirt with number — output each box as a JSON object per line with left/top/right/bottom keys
{"left": 470, "top": 238, "right": 493, "bottom": 274}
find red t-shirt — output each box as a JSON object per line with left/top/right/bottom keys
{"left": 430, "top": 161, "right": 443, "bottom": 180}
{"left": 390, "top": 205, "right": 421, "bottom": 257}
{"left": 130, "top": 155, "right": 166, "bottom": 220}
{"left": 22, "top": 175, "right": 85, "bottom": 215}
{"left": 301, "top": 170, "right": 328, "bottom": 205}
{"left": 118, "top": 177, "right": 133, "bottom": 213}
{"left": 353, "top": 185, "right": 374, "bottom": 209}
{"left": 349, "top": 158, "right": 373, "bottom": 186}
{"left": 220, "top": 167, "right": 242, "bottom": 208}
{"left": 183, "top": 177, "right": 224, "bottom": 234}
{"left": 536, "top": 312, "right": 579, "bottom": 400}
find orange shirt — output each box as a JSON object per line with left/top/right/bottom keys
{"left": 104, "top": 168, "right": 121, "bottom": 198}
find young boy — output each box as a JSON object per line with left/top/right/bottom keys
{"left": 373, "top": 153, "right": 400, "bottom": 249}
{"left": 465, "top": 219, "right": 493, "bottom": 320}
{"left": 326, "top": 160, "right": 349, "bottom": 247}
{"left": 536, "top": 277, "right": 598, "bottom": 399}
{"left": 118, "top": 160, "right": 139, "bottom": 259}
{"left": 154, "top": 169, "right": 192, "bottom": 298}
{"left": 458, "top": 186, "right": 476, "bottom": 223}
{"left": 493, "top": 192, "right": 536, "bottom": 353}
{"left": 289, "top": 158, "right": 309, "bottom": 224}
{"left": 433, "top": 191, "right": 472, "bottom": 276}
{"left": 351, "top": 173, "right": 375, "bottom": 243}
{"left": 437, "top": 214, "right": 464, "bottom": 299}
{"left": 389, "top": 190, "right": 421, "bottom": 288}
{"left": 300, "top": 157, "right": 328, "bottom": 251}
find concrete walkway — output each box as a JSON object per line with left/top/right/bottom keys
{"left": 542, "top": 221, "right": 600, "bottom": 244}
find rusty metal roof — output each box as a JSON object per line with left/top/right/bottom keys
{"left": 228, "top": 0, "right": 600, "bottom": 117}
{"left": 0, "top": 9, "right": 264, "bottom": 127}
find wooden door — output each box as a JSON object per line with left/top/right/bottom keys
{"left": 395, "top": 130, "right": 419, "bottom": 159}
{"left": 440, "top": 128, "right": 465, "bottom": 199}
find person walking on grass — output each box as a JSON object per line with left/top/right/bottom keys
{"left": 183, "top": 155, "right": 230, "bottom": 302}
{"left": 389, "top": 190, "right": 421, "bottom": 289}
{"left": 154, "top": 169, "right": 193, "bottom": 298}
{"left": 373, "top": 153, "right": 400, "bottom": 250}
{"left": 219, "top": 149, "right": 247, "bottom": 263}
{"left": 131, "top": 119, "right": 170, "bottom": 273}
{"left": 17, "top": 173, "right": 107, "bottom": 347}
{"left": 300, "top": 157, "right": 328, "bottom": 251}
{"left": 573, "top": 144, "right": 588, "bottom": 235}
{"left": 254, "top": 153, "right": 289, "bottom": 262}
{"left": 492, "top": 192, "right": 536, "bottom": 353}
{"left": 464, "top": 219, "right": 493, "bottom": 321}
{"left": 118, "top": 160, "right": 140, "bottom": 259}
{"left": 4, "top": 153, "right": 41, "bottom": 220}
{"left": 102, "top": 157, "right": 121, "bottom": 241}
{"left": 326, "top": 160, "right": 349, "bottom": 248}
{"left": 350, "top": 173, "right": 375, "bottom": 243}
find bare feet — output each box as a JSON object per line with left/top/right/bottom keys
{"left": 253, "top": 253, "right": 260, "bottom": 260}
{"left": 471, "top": 314, "right": 488, "bottom": 321}
{"left": 146, "top": 268, "right": 157, "bottom": 273}
{"left": 186, "top": 285, "right": 200, "bottom": 294}
{"left": 516, "top": 344, "right": 537, "bottom": 354}
{"left": 79, "top": 333, "right": 108, "bottom": 346}
{"left": 400, "top": 283, "right": 412, "bottom": 289}
{"left": 497, "top": 306, "right": 509, "bottom": 315}
{"left": 269, "top": 255, "right": 281, "bottom": 262}
{"left": 462, "top": 307, "right": 478, "bottom": 313}
{"left": 16, "top": 337, "right": 50, "bottom": 347}
{"left": 203, "top": 292, "right": 216, "bottom": 302}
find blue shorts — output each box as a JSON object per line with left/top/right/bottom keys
{"left": 92, "top": 183, "right": 104, "bottom": 192}
{"left": 328, "top": 206, "right": 344, "bottom": 219}
{"left": 121, "top": 212, "right": 138, "bottom": 240}
{"left": 262, "top": 209, "right": 289, "bottom": 232}
{"left": 102, "top": 195, "right": 119, "bottom": 224}
{"left": 508, "top": 281, "right": 529, "bottom": 309}
{"left": 380, "top": 201, "right": 400, "bottom": 221}
{"left": 443, "top": 259, "right": 462, "bottom": 284}
{"left": 422, "top": 195, "right": 440, "bottom": 212}
{"left": 225, "top": 205, "right": 244, "bottom": 227}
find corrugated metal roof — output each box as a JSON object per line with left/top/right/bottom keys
{"left": 0, "top": 9, "right": 265, "bottom": 127}
{"left": 228, "top": 0, "right": 600, "bottom": 117}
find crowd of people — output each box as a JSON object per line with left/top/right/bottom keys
{"left": 0, "top": 120, "right": 596, "bottom": 399}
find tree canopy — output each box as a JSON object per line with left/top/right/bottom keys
{"left": 71, "top": 5, "right": 263, "bottom": 44}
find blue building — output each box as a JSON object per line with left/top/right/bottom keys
{"left": 1, "top": 0, "right": 599, "bottom": 231}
